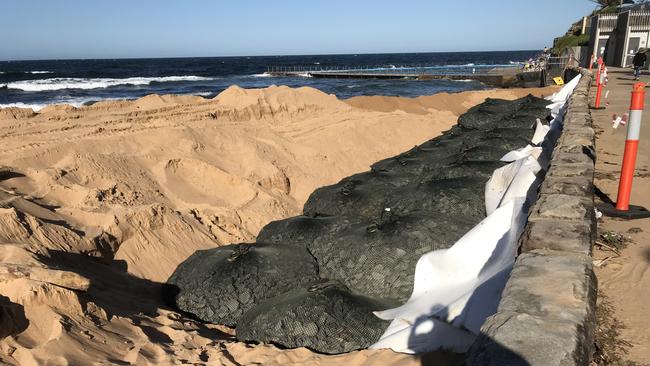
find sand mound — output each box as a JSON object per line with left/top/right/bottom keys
{"left": 346, "top": 86, "right": 559, "bottom": 116}
{"left": 0, "top": 108, "right": 35, "bottom": 121}
{"left": 211, "top": 85, "right": 350, "bottom": 121}
{"left": 0, "top": 85, "right": 551, "bottom": 365}
{"left": 133, "top": 94, "right": 207, "bottom": 109}
{"left": 38, "top": 104, "right": 77, "bottom": 114}
{"left": 162, "top": 158, "right": 258, "bottom": 207}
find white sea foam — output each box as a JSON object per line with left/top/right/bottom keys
{"left": 6, "top": 75, "right": 215, "bottom": 92}
{"left": 252, "top": 73, "right": 273, "bottom": 77}
{"left": 0, "top": 71, "right": 52, "bottom": 75}
{"left": 0, "top": 96, "right": 124, "bottom": 111}
{"left": 0, "top": 102, "right": 49, "bottom": 111}
{"left": 1, "top": 92, "right": 218, "bottom": 111}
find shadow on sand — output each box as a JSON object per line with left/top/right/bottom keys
{"left": 0, "top": 295, "right": 29, "bottom": 340}
{"left": 36, "top": 250, "right": 233, "bottom": 342}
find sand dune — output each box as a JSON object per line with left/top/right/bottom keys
{"left": 0, "top": 85, "right": 553, "bottom": 365}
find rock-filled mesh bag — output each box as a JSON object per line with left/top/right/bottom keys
{"left": 237, "top": 280, "right": 394, "bottom": 354}
{"left": 308, "top": 211, "right": 478, "bottom": 302}
{"left": 168, "top": 95, "right": 552, "bottom": 354}
{"left": 167, "top": 243, "right": 319, "bottom": 326}
{"left": 458, "top": 95, "right": 550, "bottom": 130}
{"left": 256, "top": 215, "right": 346, "bottom": 248}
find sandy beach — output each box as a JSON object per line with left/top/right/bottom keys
{"left": 0, "top": 84, "right": 558, "bottom": 365}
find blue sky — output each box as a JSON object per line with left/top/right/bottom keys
{"left": 1, "top": 0, "right": 597, "bottom": 61}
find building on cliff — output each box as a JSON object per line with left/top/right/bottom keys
{"left": 588, "top": 5, "right": 650, "bottom": 68}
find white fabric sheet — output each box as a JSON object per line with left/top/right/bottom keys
{"left": 370, "top": 74, "right": 582, "bottom": 354}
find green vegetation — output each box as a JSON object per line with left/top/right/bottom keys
{"left": 596, "top": 5, "right": 620, "bottom": 13}
{"left": 552, "top": 33, "right": 589, "bottom": 55}
{"left": 589, "top": 0, "right": 635, "bottom": 9}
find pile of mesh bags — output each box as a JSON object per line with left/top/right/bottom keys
{"left": 168, "top": 95, "right": 551, "bottom": 354}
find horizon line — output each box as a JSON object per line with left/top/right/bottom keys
{"left": 0, "top": 49, "right": 542, "bottom": 63}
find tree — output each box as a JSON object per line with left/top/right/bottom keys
{"left": 588, "top": 0, "right": 638, "bottom": 8}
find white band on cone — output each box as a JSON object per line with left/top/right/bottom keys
{"left": 627, "top": 110, "right": 642, "bottom": 141}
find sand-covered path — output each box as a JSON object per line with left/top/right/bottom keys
{"left": 591, "top": 67, "right": 650, "bottom": 364}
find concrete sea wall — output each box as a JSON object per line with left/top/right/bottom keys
{"left": 467, "top": 68, "right": 598, "bottom": 365}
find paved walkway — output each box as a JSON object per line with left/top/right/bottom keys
{"left": 590, "top": 67, "right": 650, "bottom": 363}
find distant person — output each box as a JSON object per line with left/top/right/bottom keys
{"left": 633, "top": 49, "right": 647, "bottom": 80}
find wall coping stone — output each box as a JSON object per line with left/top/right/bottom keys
{"left": 467, "top": 68, "right": 597, "bottom": 366}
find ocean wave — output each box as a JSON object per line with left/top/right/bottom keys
{"left": 0, "top": 102, "right": 49, "bottom": 111}
{"left": 0, "top": 96, "right": 125, "bottom": 111}
{"left": 0, "top": 70, "right": 53, "bottom": 76}
{"left": 1, "top": 91, "right": 217, "bottom": 111}
{"left": 252, "top": 73, "right": 273, "bottom": 77}
{"left": 5, "top": 75, "right": 215, "bottom": 92}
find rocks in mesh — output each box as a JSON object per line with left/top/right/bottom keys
{"left": 369, "top": 145, "right": 464, "bottom": 176}
{"left": 389, "top": 177, "right": 488, "bottom": 219}
{"left": 438, "top": 160, "right": 506, "bottom": 180}
{"left": 256, "top": 215, "right": 346, "bottom": 248}
{"left": 167, "top": 243, "right": 319, "bottom": 326}
{"left": 309, "top": 212, "right": 477, "bottom": 302}
{"left": 459, "top": 95, "right": 549, "bottom": 131}
{"left": 237, "top": 280, "right": 393, "bottom": 354}
{"left": 303, "top": 172, "right": 404, "bottom": 220}
{"left": 168, "top": 95, "right": 552, "bottom": 354}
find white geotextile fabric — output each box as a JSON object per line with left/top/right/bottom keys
{"left": 370, "top": 75, "right": 582, "bottom": 354}
{"left": 532, "top": 118, "right": 551, "bottom": 145}
{"left": 546, "top": 73, "right": 582, "bottom": 117}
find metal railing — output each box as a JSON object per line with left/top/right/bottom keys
{"left": 629, "top": 11, "right": 650, "bottom": 30}
{"left": 598, "top": 14, "right": 619, "bottom": 32}
{"left": 266, "top": 64, "right": 519, "bottom": 76}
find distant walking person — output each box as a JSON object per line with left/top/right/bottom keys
{"left": 633, "top": 49, "right": 647, "bottom": 80}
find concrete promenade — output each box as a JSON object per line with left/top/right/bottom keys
{"left": 590, "top": 67, "right": 650, "bottom": 363}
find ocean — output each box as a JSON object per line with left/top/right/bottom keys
{"left": 0, "top": 51, "right": 538, "bottom": 111}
